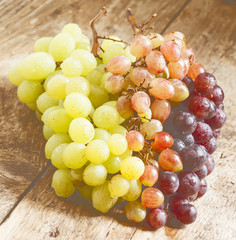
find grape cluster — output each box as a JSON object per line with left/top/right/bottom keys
{"left": 8, "top": 8, "right": 225, "bottom": 230}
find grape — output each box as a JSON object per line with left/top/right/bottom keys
{"left": 149, "top": 78, "right": 175, "bottom": 100}
{"left": 103, "top": 155, "right": 122, "bottom": 174}
{"left": 76, "top": 33, "right": 91, "bottom": 50}
{"left": 194, "top": 165, "right": 208, "bottom": 180}
{"left": 43, "top": 125, "right": 54, "bottom": 140}
{"left": 126, "top": 130, "right": 145, "bottom": 151}
{"left": 8, "top": 64, "right": 25, "bottom": 86}
{"left": 197, "top": 178, "right": 207, "bottom": 198}
{"left": 92, "top": 181, "right": 118, "bottom": 213}
{"left": 204, "top": 108, "right": 226, "bottom": 129}
{"left": 69, "top": 118, "right": 94, "bottom": 144}
{"left": 65, "top": 76, "right": 90, "bottom": 97}
{"left": 140, "top": 165, "right": 158, "bottom": 187}
{"left": 145, "top": 50, "right": 166, "bottom": 73}
{"left": 71, "top": 49, "right": 97, "bottom": 76}
{"left": 125, "top": 201, "right": 146, "bottom": 223}
{"left": 163, "top": 34, "right": 186, "bottom": 50}
{"left": 100, "top": 72, "right": 113, "bottom": 87}
{"left": 49, "top": 33, "right": 75, "bottom": 61}
{"left": 169, "top": 194, "right": 189, "bottom": 214}
{"left": 166, "top": 31, "right": 186, "bottom": 42}
{"left": 36, "top": 92, "right": 58, "bottom": 113}
{"left": 158, "top": 171, "right": 179, "bottom": 194}
{"left": 119, "top": 148, "right": 133, "bottom": 160}
{"left": 152, "top": 131, "right": 174, "bottom": 151}
{"left": 194, "top": 72, "right": 216, "bottom": 95}
{"left": 181, "top": 46, "right": 195, "bottom": 64}
{"left": 51, "top": 143, "right": 68, "bottom": 169}
{"left": 104, "top": 75, "right": 124, "bottom": 94}
{"left": 86, "top": 64, "right": 105, "bottom": 86}
{"left": 109, "top": 125, "right": 127, "bottom": 136}
{"left": 176, "top": 203, "right": 197, "bottom": 224}
{"left": 86, "top": 139, "right": 110, "bottom": 164}
{"left": 205, "top": 100, "right": 216, "bottom": 119}
{"left": 83, "top": 163, "right": 107, "bottom": 186}
{"left": 187, "top": 63, "right": 205, "bottom": 80}
{"left": 108, "top": 174, "right": 130, "bottom": 197}
{"left": 148, "top": 33, "right": 164, "bottom": 49}
{"left": 116, "top": 96, "right": 134, "bottom": 119}
{"left": 205, "top": 155, "right": 215, "bottom": 175}
{"left": 69, "top": 167, "right": 85, "bottom": 186}
{"left": 51, "top": 169, "right": 75, "bottom": 198}
{"left": 61, "top": 23, "right": 82, "bottom": 42}
{"left": 122, "top": 179, "right": 142, "bottom": 201}
{"left": 168, "top": 58, "right": 188, "bottom": 80}
{"left": 147, "top": 208, "right": 167, "bottom": 229}
{"left": 169, "top": 79, "right": 189, "bottom": 102}
{"left": 141, "top": 188, "right": 164, "bottom": 209}
{"left": 182, "top": 76, "right": 194, "bottom": 93}
{"left": 131, "top": 91, "right": 151, "bottom": 114}
{"left": 208, "top": 85, "right": 224, "bottom": 106}
{"left": 106, "top": 55, "right": 131, "bottom": 75}
{"left": 138, "top": 108, "right": 152, "bottom": 122}
{"left": 166, "top": 214, "right": 185, "bottom": 229}
{"left": 76, "top": 182, "right": 93, "bottom": 201}
{"left": 107, "top": 134, "right": 128, "bottom": 155}
{"left": 124, "top": 46, "right": 136, "bottom": 62}
{"left": 141, "top": 119, "right": 163, "bottom": 140}
{"left": 179, "top": 134, "right": 194, "bottom": 147}
{"left": 103, "top": 43, "right": 125, "bottom": 64}
{"left": 61, "top": 57, "right": 83, "bottom": 77}
{"left": 34, "top": 37, "right": 53, "bottom": 52}
{"left": 200, "top": 137, "right": 217, "bottom": 154}
{"left": 150, "top": 99, "right": 171, "bottom": 123}
{"left": 188, "top": 192, "right": 198, "bottom": 202}
{"left": 192, "top": 122, "right": 213, "bottom": 143}
{"left": 160, "top": 40, "right": 181, "bottom": 62}
{"left": 93, "top": 105, "right": 120, "bottom": 130}
{"left": 158, "top": 149, "right": 183, "bottom": 172}
{"left": 17, "top": 80, "right": 43, "bottom": 104}
{"left": 130, "top": 35, "right": 151, "bottom": 57}
{"left": 120, "top": 156, "right": 145, "bottom": 180}
{"left": 213, "top": 129, "right": 221, "bottom": 139}
{"left": 180, "top": 144, "right": 209, "bottom": 172}
{"left": 93, "top": 128, "right": 110, "bottom": 142}
{"left": 101, "top": 36, "right": 125, "bottom": 51}
{"left": 129, "top": 67, "right": 154, "bottom": 88}
{"left": 177, "top": 172, "right": 200, "bottom": 197}
{"left": 43, "top": 70, "right": 62, "bottom": 90}
{"left": 171, "top": 139, "right": 185, "bottom": 153}
{"left": 89, "top": 85, "right": 109, "bottom": 108}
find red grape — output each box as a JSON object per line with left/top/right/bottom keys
{"left": 106, "top": 55, "right": 131, "bottom": 75}
{"left": 141, "top": 188, "right": 164, "bottom": 209}
{"left": 131, "top": 91, "right": 150, "bottom": 114}
{"left": 192, "top": 122, "right": 213, "bottom": 143}
{"left": 150, "top": 99, "right": 171, "bottom": 123}
{"left": 200, "top": 137, "right": 217, "bottom": 154}
{"left": 205, "top": 155, "right": 215, "bottom": 175}
{"left": 194, "top": 72, "right": 216, "bottom": 95}
{"left": 169, "top": 194, "right": 189, "bottom": 214}
{"left": 130, "top": 35, "right": 151, "bottom": 57}
{"left": 204, "top": 108, "right": 226, "bottom": 129}
{"left": 158, "top": 171, "right": 179, "bottom": 194}
{"left": 187, "top": 63, "right": 205, "bottom": 80}
{"left": 194, "top": 165, "right": 208, "bottom": 180}
{"left": 140, "top": 165, "right": 159, "bottom": 187}
{"left": 208, "top": 85, "right": 224, "bottom": 106}
{"left": 145, "top": 50, "right": 166, "bottom": 74}
{"left": 176, "top": 203, "right": 197, "bottom": 224}
{"left": 160, "top": 40, "right": 181, "bottom": 62}
{"left": 151, "top": 131, "right": 173, "bottom": 151}
{"left": 197, "top": 178, "right": 207, "bottom": 198}
{"left": 147, "top": 208, "right": 167, "bottom": 229}
{"left": 126, "top": 130, "right": 145, "bottom": 151}
{"left": 116, "top": 96, "right": 134, "bottom": 119}
{"left": 213, "top": 129, "right": 221, "bottom": 139}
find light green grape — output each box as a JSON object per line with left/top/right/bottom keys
{"left": 72, "top": 49, "right": 97, "bottom": 76}
{"left": 83, "top": 163, "right": 107, "bottom": 186}
{"left": 109, "top": 125, "right": 127, "bottom": 136}
{"left": 41, "top": 106, "right": 62, "bottom": 125}
{"left": 76, "top": 42, "right": 91, "bottom": 51}
{"left": 124, "top": 46, "right": 136, "bottom": 62}
{"left": 8, "top": 64, "right": 24, "bottom": 86}
{"left": 51, "top": 169, "right": 75, "bottom": 198}
{"left": 89, "top": 85, "right": 109, "bottom": 108}
{"left": 17, "top": 80, "right": 43, "bottom": 103}
{"left": 69, "top": 118, "right": 94, "bottom": 144}
{"left": 85, "top": 139, "right": 110, "bottom": 164}
{"left": 86, "top": 64, "right": 105, "bottom": 85}
{"left": 103, "top": 101, "right": 125, "bottom": 125}
{"left": 36, "top": 92, "right": 58, "bottom": 113}
{"left": 19, "top": 52, "right": 56, "bottom": 81}
{"left": 63, "top": 92, "right": 92, "bottom": 118}
{"left": 34, "top": 37, "right": 53, "bottom": 52}
{"left": 46, "top": 74, "right": 69, "bottom": 100}
{"left": 51, "top": 143, "right": 68, "bottom": 169}
{"left": 122, "top": 179, "right": 142, "bottom": 201}
{"left": 35, "top": 110, "right": 42, "bottom": 122}
{"left": 69, "top": 167, "right": 85, "bottom": 185}
{"left": 101, "top": 36, "right": 125, "bottom": 51}
{"left": 100, "top": 72, "right": 113, "bottom": 87}
{"left": 125, "top": 201, "right": 146, "bottom": 223}
{"left": 65, "top": 76, "right": 90, "bottom": 96}
{"left": 49, "top": 32, "right": 75, "bottom": 61}
{"left": 108, "top": 174, "right": 130, "bottom": 197}
{"left": 27, "top": 102, "right": 37, "bottom": 110}
{"left": 63, "top": 142, "right": 87, "bottom": 169}
{"left": 76, "top": 182, "right": 93, "bottom": 201}
{"left": 93, "top": 128, "right": 110, "bottom": 142}
{"left": 103, "top": 43, "right": 125, "bottom": 64}
{"left": 103, "top": 155, "right": 122, "bottom": 174}
{"left": 138, "top": 108, "right": 152, "bottom": 123}
{"left": 45, "top": 133, "right": 71, "bottom": 159}
{"left": 92, "top": 181, "right": 118, "bottom": 213}
{"left": 93, "top": 105, "right": 120, "bottom": 130}
{"left": 61, "top": 23, "right": 82, "bottom": 42}
{"left": 61, "top": 57, "right": 83, "bottom": 77}
{"left": 107, "top": 134, "right": 128, "bottom": 155}
{"left": 44, "top": 70, "right": 62, "bottom": 90}
{"left": 120, "top": 156, "right": 145, "bottom": 180}
{"left": 43, "top": 124, "right": 54, "bottom": 140}
{"left": 119, "top": 148, "right": 133, "bottom": 160}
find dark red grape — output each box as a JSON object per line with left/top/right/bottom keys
{"left": 177, "top": 172, "right": 200, "bottom": 197}
{"left": 205, "top": 100, "right": 216, "bottom": 119}
{"left": 200, "top": 137, "right": 217, "bottom": 154}
{"left": 205, "top": 155, "right": 215, "bottom": 175}
{"left": 176, "top": 203, "right": 197, "bottom": 224}
{"left": 204, "top": 108, "right": 226, "bottom": 129}
{"left": 147, "top": 208, "right": 167, "bottom": 229}
{"left": 166, "top": 213, "right": 185, "bottom": 229}
{"left": 171, "top": 139, "right": 185, "bottom": 153}
{"left": 208, "top": 85, "right": 224, "bottom": 106}
{"left": 197, "top": 178, "right": 207, "bottom": 198}
{"left": 169, "top": 194, "right": 189, "bottom": 214}
{"left": 194, "top": 72, "right": 216, "bottom": 95}
{"left": 194, "top": 165, "right": 208, "bottom": 180}
{"left": 188, "top": 95, "right": 210, "bottom": 119}
{"left": 188, "top": 192, "right": 198, "bottom": 202}
{"left": 192, "top": 122, "right": 213, "bottom": 143}
{"left": 158, "top": 171, "right": 179, "bottom": 194}
{"left": 213, "top": 129, "right": 221, "bottom": 139}
{"left": 182, "top": 76, "right": 194, "bottom": 93}
{"left": 217, "top": 103, "right": 224, "bottom": 110}
{"left": 179, "top": 134, "right": 194, "bottom": 147}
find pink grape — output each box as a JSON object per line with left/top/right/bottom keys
{"left": 145, "top": 50, "right": 166, "bottom": 73}
{"left": 187, "top": 63, "right": 205, "bottom": 80}
{"left": 141, "top": 188, "right": 164, "bottom": 209}
{"left": 163, "top": 34, "right": 186, "bottom": 49}
{"left": 166, "top": 31, "right": 186, "bottom": 42}
{"left": 116, "top": 96, "right": 134, "bottom": 119}
{"left": 152, "top": 131, "right": 174, "bottom": 151}
{"left": 147, "top": 208, "right": 167, "bottom": 229}
{"left": 160, "top": 40, "right": 181, "bottom": 62}
{"left": 130, "top": 35, "right": 151, "bottom": 57}
{"left": 131, "top": 91, "right": 150, "bottom": 114}
{"left": 105, "top": 75, "right": 124, "bottom": 94}
{"left": 140, "top": 165, "right": 159, "bottom": 187}
{"left": 182, "top": 46, "right": 195, "bottom": 64}
{"left": 168, "top": 58, "right": 188, "bottom": 80}
{"left": 106, "top": 55, "right": 131, "bottom": 75}
{"left": 126, "top": 130, "right": 145, "bottom": 151}
{"left": 151, "top": 99, "right": 171, "bottom": 123}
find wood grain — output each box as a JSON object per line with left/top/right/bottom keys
{"left": 0, "top": 0, "right": 236, "bottom": 239}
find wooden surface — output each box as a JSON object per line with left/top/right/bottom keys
{"left": 0, "top": 0, "right": 236, "bottom": 239}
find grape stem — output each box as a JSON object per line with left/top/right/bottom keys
{"left": 97, "top": 36, "right": 128, "bottom": 45}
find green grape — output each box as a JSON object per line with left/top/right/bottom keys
{"left": 122, "top": 179, "right": 142, "bottom": 201}
{"left": 100, "top": 72, "right": 113, "bottom": 87}
{"left": 58, "top": 99, "right": 64, "bottom": 106}
{"left": 41, "top": 106, "right": 62, "bottom": 125}
{"left": 101, "top": 36, "right": 125, "bottom": 51}
{"left": 43, "top": 70, "right": 62, "bottom": 90}
{"left": 61, "top": 23, "right": 82, "bottom": 42}
{"left": 43, "top": 124, "right": 54, "bottom": 140}
{"left": 76, "top": 33, "right": 90, "bottom": 45}
{"left": 19, "top": 52, "right": 56, "bottom": 81}
{"left": 65, "top": 76, "right": 90, "bottom": 96}
{"left": 83, "top": 163, "right": 107, "bottom": 186}
{"left": 51, "top": 143, "right": 68, "bottom": 169}
{"left": 76, "top": 181, "right": 93, "bottom": 201}
{"left": 120, "top": 156, "right": 145, "bottom": 180}
{"left": 69, "top": 118, "right": 94, "bottom": 144}
{"left": 93, "top": 105, "right": 120, "bottom": 130}
{"left": 17, "top": 80, "right": 43, "bottom": 104}
{"left": 125, "top": 201, "right": 146, "bottom": 223}
{"left": 69, "top": 167, "right": 85, "bottom": 185}
{"left": 92, "top": 181, "right": 118, "bottom": 213}
{"left": 109, "top": 125, "right": 127, "bottom": 136}
{"left": 35, "top": 110, "right": 42, "bottom": 122}
{"left": 27, "top": 102, "right": 37, "bottom": 110}
{"left": 108, "top": 174, "right": 130, "bottom": 197}
{"left": 86, "top": 139, "right": 110, "bottom": 164}
{"left": 107, "top": 134, "right": 128, "bottom": 155}
{"left": 124, "top": 46, "right": 136, "bottom": 62}
{"left": 63, "top": 142, "right": 87, "bottom": 169}
{"left": 34, "top": 37, "right": 53, "bottom": 52}
{"left": 72, "top": 49, "right": 97, "bottom": 76}
{"left": 103, "top": 43, "right": 125, "bottom": 64}
{"left": 36, "top": 92, "right": 58, "bottom": 113}
{"left": 49, "top": 32, "right": 75, "bottom": 61}
{"left": 93, "top": 128, "right": 110, "bottom": 142}
{"left": 76, "top": 42, "right": 91, "bottom": 51}
{"left": 103, "top": 155, "right": 122, "bottom": 174}
{"left": 86, "top": 64, "right": 105, "bottom": 85}
{"left": 103, "top": 100, "right": 117, "bottom": 108}
{"left": 119, "top": 148, "right": 133, "bottom": 160}
{"left": 8, "top": 64, "right": 24, "bottom": 86}
{"left": 63, "top": 92, "right": 92, "bottom": 118}
{"left": 46, "top": 74, "right": 69, "bottom": 100}
{"left": 51, "top": 169, "right": 75, "bottom": 198}
{"left": 89, "top": 85, "right": 109, "bottom": 108}
{"left": 45, "top": 133, "right": 71, "bottom": 159}
{"left": 138, "top": 108, "right": 152, "bottom": 123}
{"left": 61, "top": 57, "right": 83, "bottom": 77}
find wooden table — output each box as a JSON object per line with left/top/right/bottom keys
{"left": 0, "top": 0, "right": 236, "bottom": 239}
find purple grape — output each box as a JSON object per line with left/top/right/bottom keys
{"left": 213, "top": 129, "right": 221, "bottom": 139}
{"left": 169, "top": 194, "right": 189, "bottom": 214}
{"left": 147, "top": 208, "right": 167, "bottom": 229}
{"left": 200, "top": 137, "right": 217, "bottom": 154}
{"left": 205, "top": 155, "right": 215, "bottom": 175}
{"left": 204, "top": 108, "right": 226, "bottom": 129}
{"left": 166, "top": 214, "right": 185, "bottom": 229}
{"left": 179, "top": 134, "right": 194, "bottom": 147}
{"left": 194, "top": 72, "right": 216, "bottom": 95}
{"left": 208, "top": 85, "right": 224, "bottom": 106}
{"left": 158, "top": 171, "right": 179, "bottom": 194}
{"left": 189, "top": 95, "right": 211, "bottom": 119}
{"left": 197, "top": 178, "right": 207, "bottom": 198}
{"left": 176, "top": 203, "right": 197, "bottom": 224}
{"left": 194, "top": 165, "right": 208, "bottom": 180}
{"left": 182, "top": 76, "right": 194, "bottom": 93}
{"left": 192, "top": 122, "right": 213, "bottom": 143}
{"left": 172, "top": 139, "right": 185, "bottom": 153}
